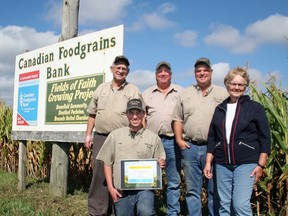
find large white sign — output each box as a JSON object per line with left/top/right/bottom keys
{"left": 12, "top": 25, "right": 124, "bottom": 141}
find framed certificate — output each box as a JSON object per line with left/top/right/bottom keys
{"left": 120, "top": 159, "right": 162, "bottom": 190}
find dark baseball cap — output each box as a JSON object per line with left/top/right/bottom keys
{"left": 194, "top": 57, "right": 211, "bottom": 68}
{"left": 113, "top": 55, "right": 130, "bottom": 66}
{"left": 126, "top": 98, "right": 144, "bottom": 111}
{"left": 156, "top": 61, "right": 171, "bottom": 71}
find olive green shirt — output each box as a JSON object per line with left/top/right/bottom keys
{"left": 87, "top": 81, "right": 141, "bottom": 134}
{"left": 96, "top": 127, "right": 166, "bottom": 189}
{"left": 143, "top": 84, "right": 183, "bottom": 136}
{"left": 172, "top": 84, "right": 228, "bottom": 141}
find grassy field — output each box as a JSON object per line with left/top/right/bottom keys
{"left": 0, "top": 170, "right": 88, "bottom": 216}
{"left": 0, "top": 170, "right": 170, "bottom": 216}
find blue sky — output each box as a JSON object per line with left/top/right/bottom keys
{"left": 1, "top": 0, "right": 288, "bottom": 106}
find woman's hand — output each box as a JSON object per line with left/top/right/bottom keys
{"left": 250, "top": 165, "right": 263, "bottom": 185}
{"left": 204, "top": 163, "right": 213, "bottom": 179}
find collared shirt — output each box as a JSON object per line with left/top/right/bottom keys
{"left": 172, "top": 84, "right": 228, "bottom": 141}
{"left": 143, "top": 84, "right": 183, "bottom": 136}
{"left": 96, "top": 127, "right": 166, "bottom": 189}
{"left": 87, "top": 81, "right": 141, "bottom": 134}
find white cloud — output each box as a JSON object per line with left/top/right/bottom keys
{"left": 204, "top": 14, "right": 288, "bottom": 53}
{"left": 0, "top": 26, "right": 58, "bottom": 64}
{"left": 266, "top": 70, "right": 282, "bottom": 83}
{"left": 246, "top": 14, "right": 288, "bottom": 44}
{"left": 45, "top": 0, "right": 132, "bottom": 27}
{"left": 142, "top": 12, "right": 176, "bottom": 30}
{"left": 175, "top": 30, "right": 198, "bottom": 47}
{"left": 248, "top": 68, "right": 283, "bottom": 86}
{"left": 172, "top": 68, "right": 195, "bottom": 87}
{"left": 127, "top": 70, "right": 155, "bottom": 91}
{"left": 248, "top": 68, "right": 265, "bottom": 84}
{"left": 128, "top": 3, "right": 176, "bottom": 31}
{"left": 208, "top": 62, "right": 272, "bottom": 89}
{"left": 43, "top": 0, "right": 62, "bottom": 26}
{"left": 211, "top": 63, "right": 273, "bottom": 90}
{"left": 80, "top": 0, "right": 132, "bottom": 25}
{"left": 0, "top": 62, "right": 13, "bottom": 75}
{"left": 212, "top": 62, "right": 230, "bottom": 86}
{"left": 0, "top": 76, "right": 14, "bottom": 106}
{"left": 0, "top": 25, "right": 59, "bottom": 106}
{"left": 45, "top": 1, "right": 176, "bottom": 32}
{"left": 204, "top": 25, "right": 256, "bottom": 53}
{"left": 158, "top": 3, "right": 176, "bottom": 14}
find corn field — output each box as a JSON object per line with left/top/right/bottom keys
{"left": 0, "top": 78, "right": 287, "bottom": 215}
{"left": 250, "top": 78, "right": 288, "bottom": 215}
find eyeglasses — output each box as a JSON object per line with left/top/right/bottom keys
{"left": 228, "top": 82, "right": 247, "bottom": 88}
{"left": 114, "top": 66, "right": 128, "bottom": 72}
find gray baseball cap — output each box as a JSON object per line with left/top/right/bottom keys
{"left": 194, "top": 57, "right": 211, "bottom": 68}
{"left": 156, "top": 61, "right": 171, "bottom": 71}
{"left": 126, "top": 98, "right": 144, "bottom": 111}
{"left": 113, "top": 55, "right": 130, "bottom": 66}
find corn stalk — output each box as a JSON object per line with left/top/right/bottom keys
{"left": 250, "top": 78, "right": 288, "bottom": 215}
{"left": 0, "top": 101, "right": 14, "bottom": 171}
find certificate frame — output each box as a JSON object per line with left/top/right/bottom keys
{"left": 120, "top": 159, "right": 162, "bottom": 190}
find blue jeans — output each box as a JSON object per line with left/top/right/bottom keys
{"left": 162, "top": 137, "right": 181, "bottom": 216}
{"left": 215, "top": 164, "right": 256, "bottom": 216}
{"left": 114, "top": 190, "right": 155, "bottom": 216}
{"left": 181, "top": 143, "right": 218, "bottom": 216}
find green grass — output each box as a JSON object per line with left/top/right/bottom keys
{"left": 0, "top": 170, "right": 191, "bottom": 215}
{"left": 0, "top": 170, "right": 169, "bottom": 216}
{"left": 0, "top": 170, "right": 88, "bottom": 216}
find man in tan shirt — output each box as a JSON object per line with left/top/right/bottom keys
{"left": 143, "top": 61, "right": 183, "bottom": 216}
{"left": 97, "top": 98, "right": 166, "bottom": 216}
{"left": 172, "top": 57, "right": 228, "bottom": 216}
{"left": 85, "top": 55, "right": 142, "bottom": 216}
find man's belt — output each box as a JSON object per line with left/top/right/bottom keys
{"left": 159, "top": 134, "right": 175, "bottom": 140}
{"left": 96, "top": 132, "right": 110, "bottom": 137}
{"left": 185, "top": 138, "right": 207, "bottom": 146}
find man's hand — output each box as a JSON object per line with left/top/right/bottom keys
{"left": 158, "top": 158, "right": 166, "bottom": 168}
{"left": 85, "top": 135, "right": 93, "bottom": 148}
{"left": 107, "top": 186, "right": 122, "bottom": 202}
{"left": 177, "top": 139, "right": 190, "bottom": 149}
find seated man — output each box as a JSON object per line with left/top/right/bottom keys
{"left": 97, "top": 98, "right": 166, "bottom": 216}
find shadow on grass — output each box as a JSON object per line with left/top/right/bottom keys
{"left": 26, "top": 178, "right": 49, "bottom": 189}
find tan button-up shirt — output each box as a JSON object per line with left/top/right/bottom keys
{"left": 87, "top": 81, "right": 141, "bottom": 134}
{"left": 143, "top": 84, "right": 183, "bottom": 136}
{"left": 172, "top": 84, "right": 228, "bottom": 141}
{"left": 96, "top": 127, "right": 166, "bottom": 189}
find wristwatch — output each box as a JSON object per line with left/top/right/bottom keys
{"left": 257, "top": 163, "right": 266, "bottom": 169}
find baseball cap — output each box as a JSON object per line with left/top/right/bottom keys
{"left": 156, "top": 61, "right": 171, "bottom": 71}
{"left": 113, "top": 55, "right": 130, "bottom": 66}
{"left": 194, "top": 57, "right": 211, "bottom": 68}
{"left": 126, "top": 98, "right": 144, "bottom": 111}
